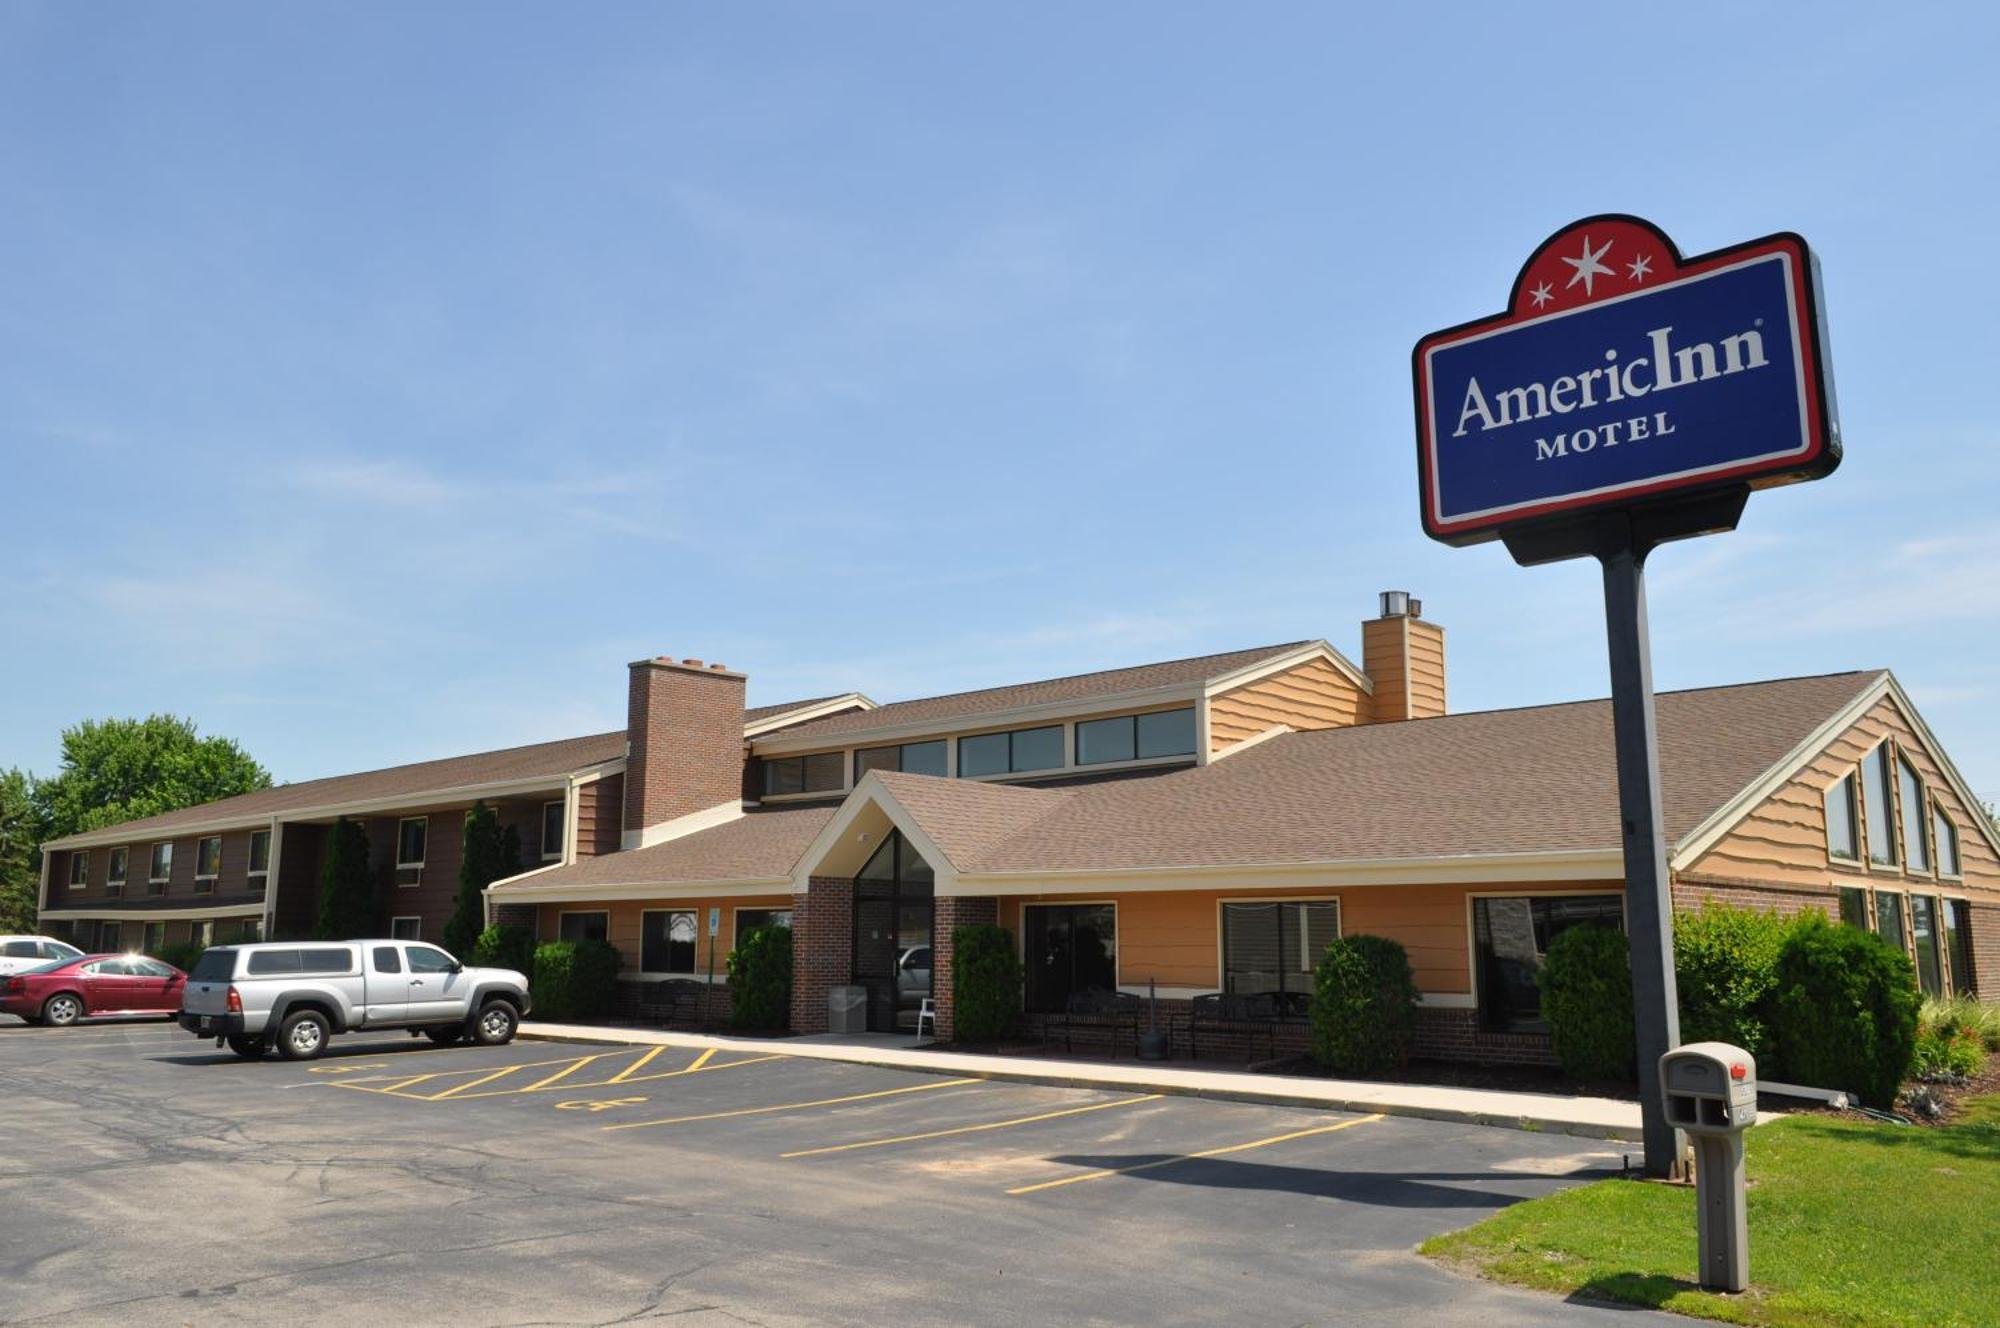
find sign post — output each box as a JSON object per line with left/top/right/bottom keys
{"left": 1412, "top": 215, "right": 1839, "bottom": 1178}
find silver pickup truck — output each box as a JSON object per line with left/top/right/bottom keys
{"left": 178, "top": 940, "right": 532, "bottom": 1061}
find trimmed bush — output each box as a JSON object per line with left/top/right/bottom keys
{"left": 471, "top": 924, "right": 536, "bottom": 974}
{"left": 531, "top": 938, "right": 622, "bottom": 1020}
{"left": 154, "top": 941, "right": 207, "bottom": 973}
{"left": 1769, "top": 914, "right": 1919, "bottom": 1108}
{"left": 1310, "top": 934, "right": 1419, "bottom": 1074}
{"left": 1539, "top": 925, "right": 1634, "bottom": 1081}
{"left": 727, "top": 923, "right": 793, "bottom": 1031}
{"left": 1674, "top": 903, "right": 1789, "bottom": 1061}
{"left": 952, "top": 924, "right": 1023, "bottom": 1043}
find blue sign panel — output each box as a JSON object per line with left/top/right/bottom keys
{"left": 1414, "top": 216, "right": 1838, "bottom": 545}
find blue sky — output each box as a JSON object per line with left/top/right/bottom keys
{"left": 5, "top": 4, "right": 1999, "bottom": 802}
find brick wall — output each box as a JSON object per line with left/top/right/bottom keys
{"left": 931, "top": 896, "right": 997, "bottom": 1041}
{"left": 1970, "top": 902, "right": 2000, "bottom": 1002}
{"left": 1671, "top": 873, "right": 1840, "bottom": 920}
{"left": 1411, "top": 1006, "right": 1560, "bottom": 1067}
{"left": 492, "top": 902, "right": 537, "bottom": 932}
{"left": 790, "top": 876, "right": 853, "bottom": 1033}
{"left": 623, "top": 658, "right": 747, "bottom": 836}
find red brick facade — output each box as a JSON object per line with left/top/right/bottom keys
{"left": 623, "top": 659, "right": 747, "bottom": 837}
{"left": 789, "top": 876, "right": 854, "bottom": 1033}
{"left": 930, "top": 895, "right": 997, "bottom": 1041}
{"left": 1670, "top": 872, "right": 1840, "bottom": 921}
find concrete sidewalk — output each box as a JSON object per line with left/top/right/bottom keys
{"left": 519, "top": 1021, "right": 1644, "bottom": 1141}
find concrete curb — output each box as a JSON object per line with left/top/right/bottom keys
{"left": 519, "top": 1022, "right": 1644, "bottom": 1143}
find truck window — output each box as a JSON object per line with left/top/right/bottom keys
{"left": 372, "top": 946, "right": 403, "bottom": 974}
{"left": 407, "top": 946, "right": 455, "bottom": 974}
{"left": 191, "top": 949, "right": 236, "bottom": 982}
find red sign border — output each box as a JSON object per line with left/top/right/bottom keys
{"left": 1412, "top": 214, "right": 1840, "bottom": 546}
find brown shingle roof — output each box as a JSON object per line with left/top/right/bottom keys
{"left": 498, "top": 804, "right": 837, "bottom": 890}
{"left": 755, "top": 642, "right": 1317, "bottom": 745}
{"left": 877, "top": 671, "right": 1883, "bottom": 874}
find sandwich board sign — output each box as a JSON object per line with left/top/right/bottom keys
{"left": 1413, "top": 215, "right": 1839, "bottom": 547}
{"left": 1409, "top": 215, "right": 1840, "bottom": 1181}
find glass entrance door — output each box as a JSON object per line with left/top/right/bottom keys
{"left": 1023, "top": 904, "right": 1117, "bottom": 1014}
{"left": 850, "top": 831, "right": 934, "bottom": 1032}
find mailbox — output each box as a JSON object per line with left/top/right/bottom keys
{"left": 1658, "top": 1041, "right": 1755, "bottom": 1293}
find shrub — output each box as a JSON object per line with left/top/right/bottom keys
{"left": 1310, "top": 934, "right": 1420, "bottom": 1074}
{"left": 1539, "top": 925, "right": 1634, "bottom": 1081}
{"left": 314, "top": 815, "right": 374, "bottom": 940}
{"left": 727, "top": 923, "right": 793, "bottom": 1031}
{"left": 154, "top": 941, "right": 207, "bottom": 973}
{"left": 1912, "top": 1024, "right": 1986, "bottom": 1081}
{"left": 1769, "top": 914, "right": 1919, "bottom": 1108}
{"left": 471, "top": 924, "right": 536, "bottom": 974}
{"left": 444, "top": 800, "right": 515, "bottom": 958}
{"left": 531, "top": 938, "right": 621, "bottom": 1020}
{"left": 952, "top": 924, "right": 1023, "bottom": 1043}
{"left": 1921, "top": 994, "right": 2000, "bottom": 1053}
{"left": 1674, "top": 903, "right": 1790, "bottom": 1061}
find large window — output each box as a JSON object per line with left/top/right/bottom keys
{"left": 107, "top": 847, "right": 127, "bottom": 895}
{"left": 1023, "top": 903, "right": 1117, "bottom": 1014}
{"left": 1824, "top": 774, "right": 1860, "bottom": 862}
{"left": 1875, "top": 890, "right": 1906, "bottom": 949}
{"left": 1838, "top": 886, "right": 1869, "bottom": 930}
{"left": 854, "top": 740, "right": 948, "bottom": 782}
{"left": 1076, "top": 707, "right": 1198, "bottom": 766}
{"left": 1473, "top": 894, "right": 1624, "bottom": 1032}
{"left": 1222, "top": 900, "right": 1339, "bottom": 999}
{"left": 396, "top": 818, "right": 428, "bottom": 869}
{"left": 542, "top": 800, "right": 565, "bottom": 861}
{"left": 248, "top": 830, "right": 271, "bottom": 881}
{"left": 1944, "top": 899, "right": 1974, "bottom": 996}
{"left": 641, "top": 910, "right": 697, "bottom": 974}
{"left": 1863, "top": 745, "right": 1896, "bottom": 867}
{"left": 559, "top": 911, "right": 608, "bottom": 943}
{"left": 195, "top": 836, "right": 222, "bottom": 892}
{"left": 762, "top": 752, "right": 845, "bottom": 797}
{"left": 735, "top": 908, "right": 793, "bottom": 946}
{"left": 1911, "top": 895, "right": 1944, "bottom": 997}
{"left": 68, "top": 852, "right": 89, "bottom": 889}
{"left": 1898, "top": 757, "right": 1930, "bottom": 873}
{"left": 957, "top": 725, "right": 1062, "bottom": 778}
{"left": 148, "top": 843, "right": 173, "bottom": 894}
{"left": 1935, "top": 805, "right": 1961, "bottom": 877}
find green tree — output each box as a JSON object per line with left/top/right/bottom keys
{"left": 443, "top": 801, "right": 511, "bottom": 957}
{"left": 0, "top": 769, "right": 41, "bottom": 933}
{"left": 314, "top": 816, "right": 375, "bottom": 940}
{"left": 32, "top": 716, "right": 270, "bottom": 841}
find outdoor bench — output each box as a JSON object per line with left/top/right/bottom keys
{"left": 638, "top": 978, "right": 707, "bottom": 1026}
{"left": 1180, "top": 991, "right": 1308, "bottom": 1061}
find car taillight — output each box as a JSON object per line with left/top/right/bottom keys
{"left": 226, "top": 986, "right": 243, "bottom": 1014}
{"left": 2, "top": 977, "right": 21, "bottom": 995}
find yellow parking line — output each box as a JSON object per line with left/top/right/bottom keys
{"left": 605, "top": 1076, "right": 980, "bottom": 1132}
{"left": 441, "top": 1052, "right": 784, "bottom": 1101}
{"left": 518, "top": 1053, "right": 613, "bottom": 1093}
{"left": 425, "top": 1063, "right": 535, "bottom": 1101}
{"left": 341, "top": 1071, "right": 449, "bottom": 1095}
{"left": 1006, "top": 1113, "right": 1385, "bottom": 1195}
{"left": 606, "top": 1046, "right": 673, "bottom": 1084}
{"left": 782, "top": 1093, "right": 1163, "bottom": 1158}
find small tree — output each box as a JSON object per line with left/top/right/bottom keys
{"left": 1675, "top": 903, "right": 1790, "bottom": 1060}
{"left": 314, "top": 816, "right": 374, "bottom": 940}
{"left": 1770, "top": 913, "right": 1919, "bottom": 1107}
{"left": 472, "top": 924, "right": 537, "bottom": 973}
{"left": 1540, "top": 925, "right": 1635, "bottom": 1081}
{"left": 0, "top": 769, "right": 39, "bottom": 935}
{"left": 444, "top": 801, "right": 508, "bottom": 957}
{"left": 952, "top": 924, "right": 1024, "bottom": 1042}
{"left": 727, "top": 923, "right": 793, "bottom": 1030}
{"left": 1310, "top": 935, "right": 1419, "bottom": 1073}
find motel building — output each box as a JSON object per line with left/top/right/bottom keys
{"left": 36, "top": 594, "right": 2000, "bottom": 1061}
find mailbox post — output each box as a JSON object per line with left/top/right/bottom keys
{"left": 1660, "top": 1041, "right": 1757, "bottom": 1292}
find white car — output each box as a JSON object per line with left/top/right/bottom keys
{"left": 0, "top": 936, "right": 85, "bottom": 977}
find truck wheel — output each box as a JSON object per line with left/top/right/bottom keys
{"left": 472, "top": 999, "right": 519, "bottom": 1046}
{"left": 276, "top": 1009, "right": 330, "bottom": 1061}
{"left": 226, "top": 1035, "right": 267, "bottom": 1059}
{"left": 425, "top": 1027, "right": 463, "bottom": 1046}
{"left": 42, "top": 993, "right": 84, "bottom": 1027}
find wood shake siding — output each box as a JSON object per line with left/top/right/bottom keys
{"left": 1207, "top": 658, "right": 1367, "bottom": 752}
{"left": 1361, "top": 617, "right": 1446, "bottom": 723}
{"left": 576, "top": 773, "right": 624, "bottom": 856}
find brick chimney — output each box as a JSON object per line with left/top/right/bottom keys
{"left": 623, "top": 656, "right": 748, "bottom": 847}
{"left": 1362, "top": 591, "right": 1446, "bottom": 722}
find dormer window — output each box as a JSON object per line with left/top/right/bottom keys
{"left": 958, "top": 726, "right": 1062, "bottom": 778}
{"left": 763, "top": 752, "right": 845, "bottom": 797}
{"left": 854, "top": 740, "right": 948, "bottom": 782}
{"left": 1076, "top": 707, "right": 1197, "bottom": 766}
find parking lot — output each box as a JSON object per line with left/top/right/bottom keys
{"left": 0, "top": 1017, "right": 1661, "bottom": 1326}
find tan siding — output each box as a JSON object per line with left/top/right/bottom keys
{"left": 576, "top": 774, "right": 624, "bottom": 857}
{"left": 1406, "top": 620, "right": 1446, "bottom": 718}
{"left": 1361, "top": 619, "right": 1409, "bottom": 722}
{"left": 1207, "top": 657, "right": 1367, "bottom": 752}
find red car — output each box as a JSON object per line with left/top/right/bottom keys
{"left": 0, "top": 954, "right": 187, "bottom": 1026}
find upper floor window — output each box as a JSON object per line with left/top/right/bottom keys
{"left": 149, "top": 842, "right": 173, "bottom": 887}
{"left": 1935, "top": 805, "right": 1962, "bottom": 877}
{"left": 1824, "top": 773, "right": 1860, "bottom": 862}
{"left": 107, "top": 846, "right": 127, "bottom": 893}
{"left": 397, "top": 817, "right": 428, "bottom": 868}
{"left": 68, "top": 851, "right": 89, "bottom": 888}
{"left": 1076, "top": 707, "right": 1198, "bottom": 766}
{"left": 248, "top": 830, "right": 271, "bottom": 877}
{"left": 1898, "top": 756, "right": 1930, "bottom": 873}
{"left": 195, "top": 836, "right": 222, "bottom": 888}
{"left": 1862, "top": 745, "right": 1896, "bottom": 867}
{"left": 542, "top": 800, "right": 565, "bottom": 861}
{"left": 958, "top": 725, "right": 1062, "bottom": 779}
{"left": 763, "top": 752, "right": 844, "bottom": 798}
{"left": 854, "top": 740, "right": 948, "bottom": 782}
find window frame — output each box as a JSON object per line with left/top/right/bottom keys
{"left": 1468, "top": 890, "right": 1628, "bottom": 1033}
{"left": 1897, "top": 754, "right": 1931, "bottom": 875}
{"left": 106, "top": 846, "right": 128, "bottom": 896}
{"left": 761, "top": 751, "right": 848, "bottom": 800}
{"left": 1823, "top": 772, "right": 1861, "bottom": 865}
{"left": 194, "top": 835, "right": 222, "bottom": 892}
{"left": 247, "top": 829, "right": 271, "bottom": 882}
{"left": 557, "top": 910, "right": 609, "bottom": 944}
{"left": 395, "top": 817, "right": 428, "bottom": 871}
{"left": 733, "top": 907, "right": 794, "bottom": 948}
{"left": 1216, "top": 896, "right": 1342, "bottom": 999}
{"left": 390, "top": 916, "right": 422, "bottom": 941}
{"left": 1838, "top": 885, "right": 1870, "bottom": 931}
{"left": 1933, "top": 800, "right": 1962, "bottom": 879}
{"left": 541, "top": 800, "right": 566, "bottom": 862}
{"left": 68, "top": 850, "right": 89, "bottom": 889}
{"left": 1943, "top": 897, "right": 1974, "bottom": 997}
{"left": 148, "top": 842, "right": 173, "bottom": 894}
{"left": 1862, "top": 743, "right": 1898, "bottom": 870}
{"left": 1873, "top": 888, "right": 1907, "bottom": 950}
{"left": 957, "top": 724, "right": 1065, "bottom": 779}
{"left": 1076, "top": 707, "right": 1200, "bottom": 768}
{"left": 640, "top": 908, "right": 699, "bottom": 975}
{"left": 853, "top": 740, "right": 949, "bottom": 784}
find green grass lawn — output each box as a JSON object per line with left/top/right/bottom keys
{"left": 1422, "top": 1096, "right": 2000, "bottom": 1327}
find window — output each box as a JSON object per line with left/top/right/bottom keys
{"left": 854, "top": 740, "right": 948, "bottom": 782}
{"left": 194, "top": 921, "right": 212, "bottom": 949}
{"left": 130, "top": 957, "right": 175, "bottom": 979}
{"left": 1221, "top": 900, "right": 1340, "bottom": 998}
{"left": 641, "top": 910, "right": 697, "bottom": 974}
{"left": 1944, "top": 899, "right": 1974, "bottom": 996}
{"left": 107, "top": 847, "right": 127, "bottom": 895}
{"left": 1910, "top": 895, "right": 1944, "bottom": 996}
{"left": 396, "top": 818, "right": 428, "bottom": 868}
{"left": 2, "top": 940, "right": 40, "bottom": 958}
{"left": 407, "top": 945, "right": 456, "bottom": 974}
{"left": 735, "top": 908, "right": 793, "bottom": 946}
{"left": 248, "top": 830, "right": 271, "bottom": 879}
{"left": 1076, "top": 707, "right": 1199, "bottom": 766}
{"left": 1823, "top": 774, "right": 1859, "bottom": 863}
{"left": 195, "top": 836, "right": 222, "bottom": 891}
{"left": 1935, "top": 806, "right": 1961, "bottom": 877}
{"left": 1473, "top": 894, "right": 1625, "bottom": 1032}
{"left": 762, "top": 751, "right": 845, "bottom": 797}
{"left": 100, "top": 922, "right": 121, "bottom": 952}
{"left": 1022, "top": 903, "right": 1116, "bottom": 1014}
{"left": 143, "top": 922, "right": 165, "bottom": 954}
{"left": 1898, "top": 757, "right": 1930, "bottom": 872}
{"left": 1874, "top": 890, "right": 1906, "bottom": 949}
{"left": 372, "top": 945, "right": 403, "bottom": 974}
{"left": 541, "top": 800, "right": 565, "bottom": 861}
{"left": 68, "top": 852, "right": 89, "bottom": 889}
{"left": 1863, "top": 746, "right": 1895, "bottom": 866}
{"left": 391, "top": 916, "right": 422, "bottom": 941}
{"left": 246, "top": 947, "right": 354, "bottom": 976}
{"left": 149, "top": 842, "right": 173, "bottom": 892}
{"left": 1838, "top": 886, "right": 1870, "bottom": 930}
{"left": 957, "top": 725, "right": 1063, "bottom": 778}
{"left": 559, "top": 911, "right": 608, "bottom": 943}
